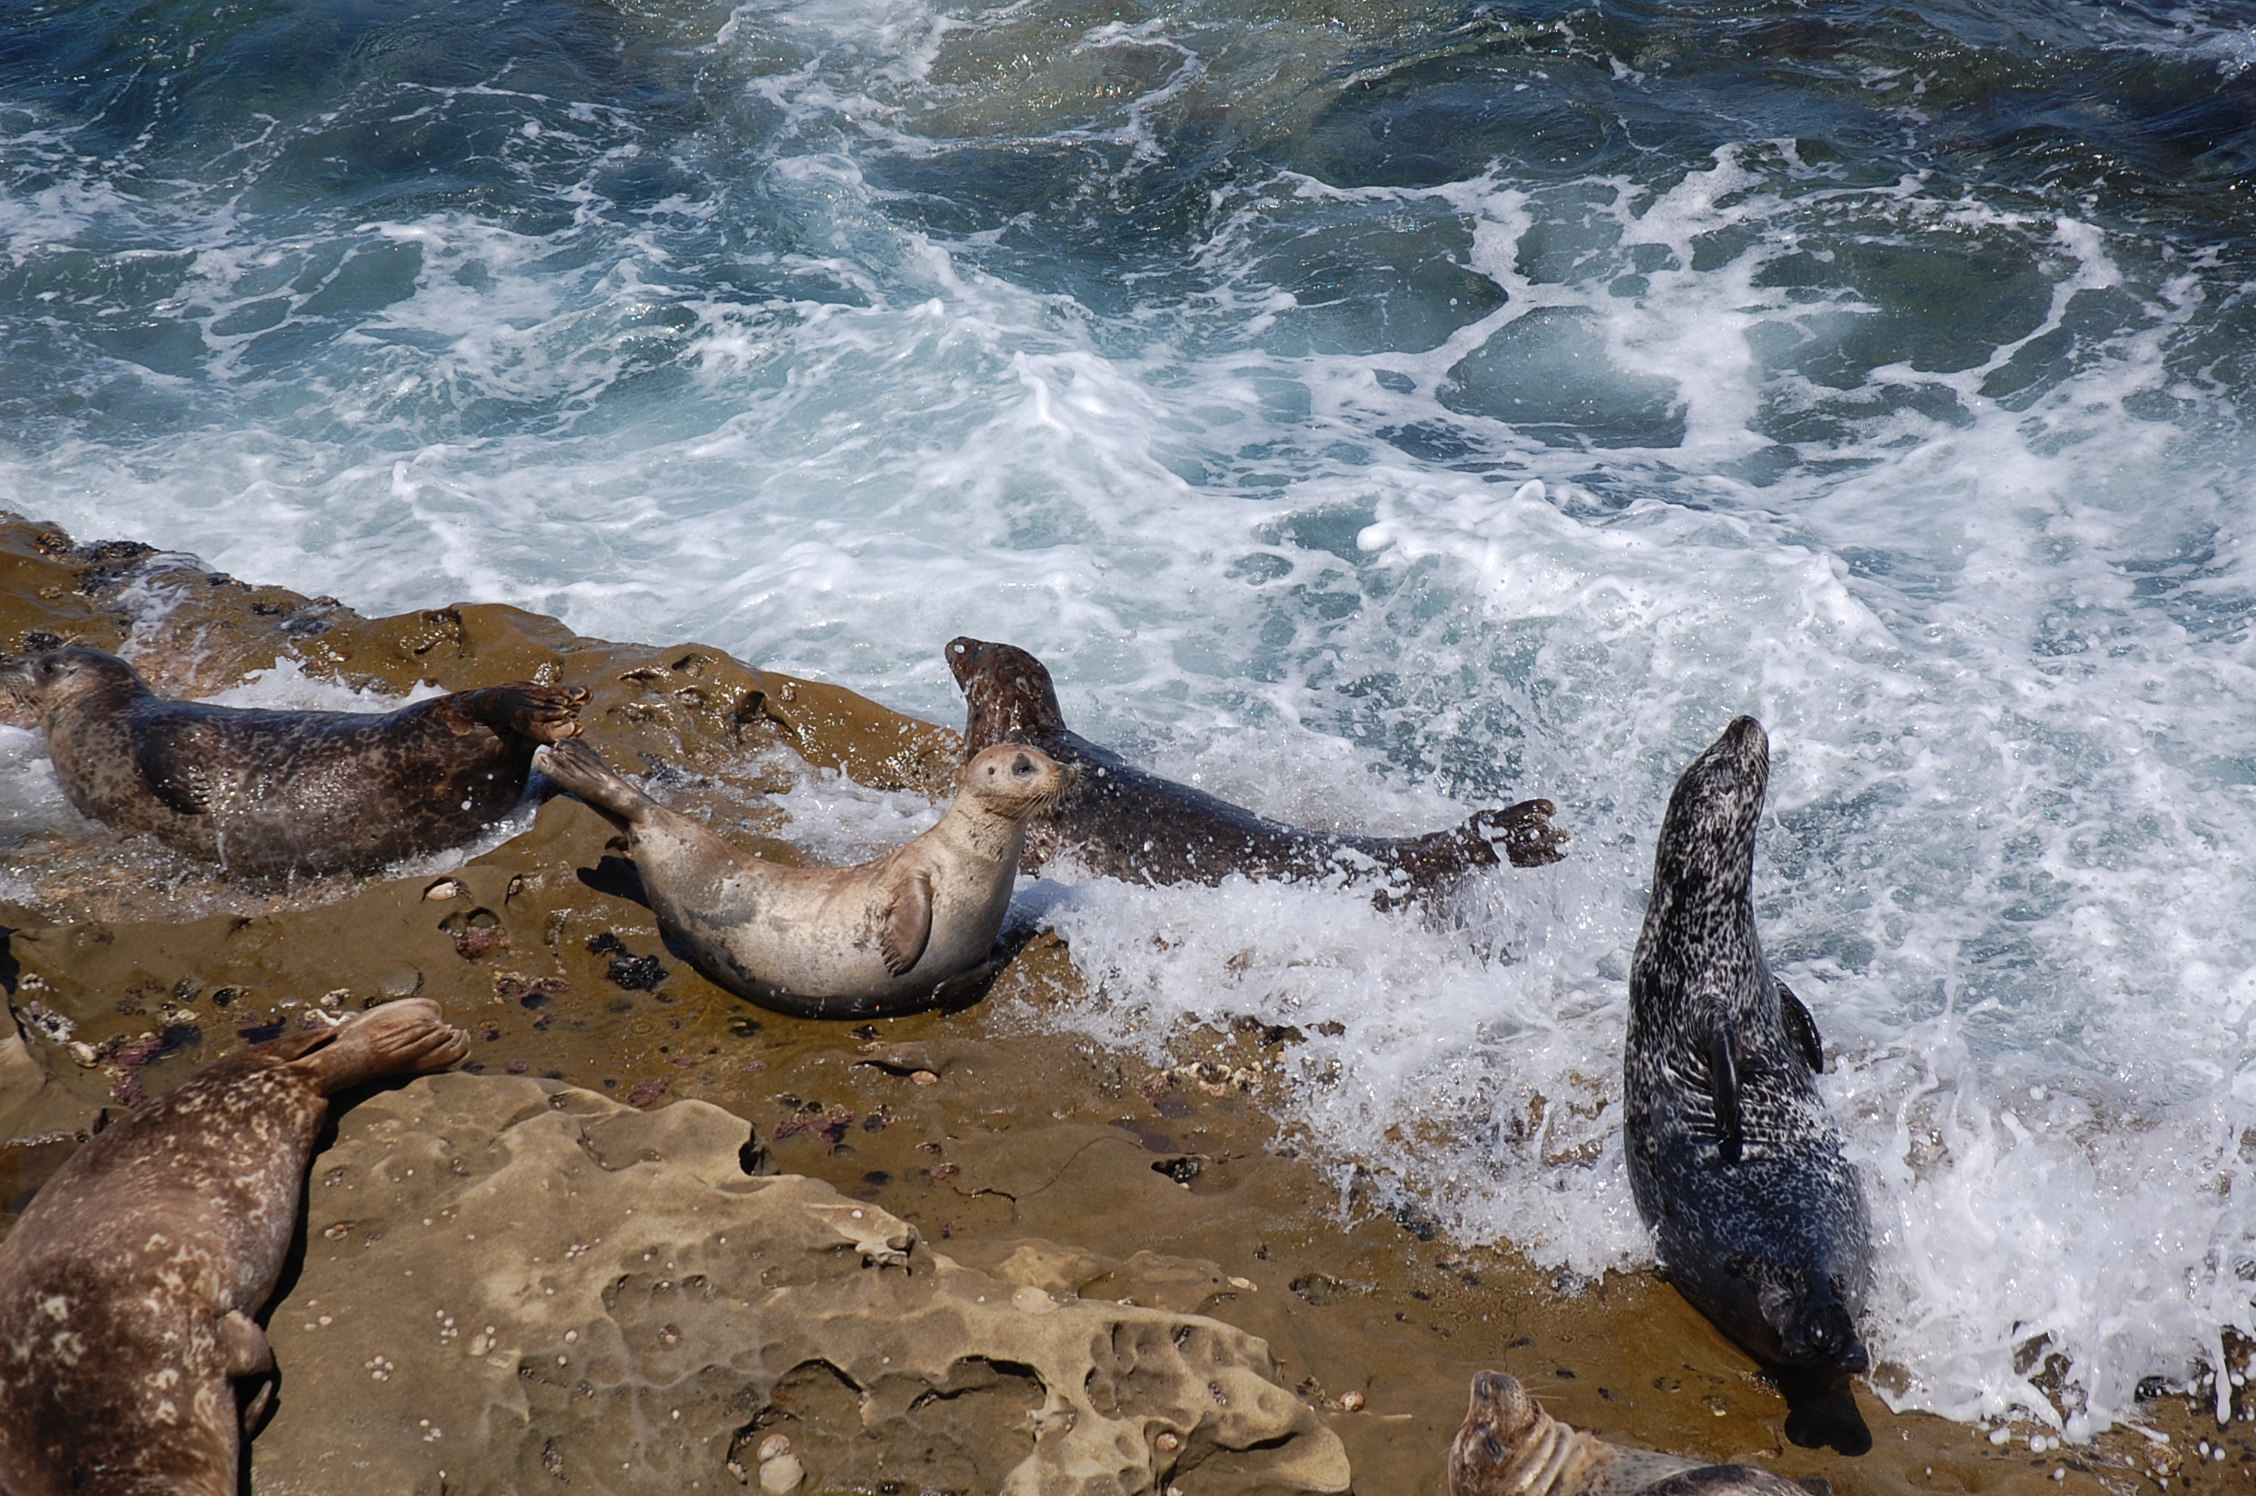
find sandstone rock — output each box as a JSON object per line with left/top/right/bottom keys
{"left": 252, "top": 1073, "right": 1350, "bottom": 1496}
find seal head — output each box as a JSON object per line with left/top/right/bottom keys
{"left": 1, "top": 645, "right": 586, "bottom": 881}
{"left": 1625, "top": 717, "right": 1875, "bottom": 1455}
{"left": 945, "top": 635, "right": 1564, "bottom": 891}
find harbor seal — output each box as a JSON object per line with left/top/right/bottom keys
{"left": 537, "top": 736, "right": 1073, "bottom": 1018}
{"left": 1624, "top": 717, "right": 1874, "bottom": 1456}
{"left": 1448, "top": 1370, "right": 1830, "bottom": 1496}
{"left": 0, "top": 998, "right": 468, "bottom": 1496}
{"left": 0, "top": 646, "right": 587, "bottom": 880}
{"left": 947, "top": 636, "right": 1565, "bottom": 892}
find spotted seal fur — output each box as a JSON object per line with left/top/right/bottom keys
{"left": 1625, "top": 716, "right": 1874, "bottom": 1455}
{"left": 947, "top": 636, "right": 1564, "bottom": 892}
{"left": 0, "top": 999, "right": 468, "bottom": 1496}
{"left": 537, "top": 736, "right": 1073, "bottom": 1018}
{"left": 1448, "top": 1370, "right": 1831, "bottom": 1496}
{"left": 0, "top": 646, "right": 586, "bottom": 880}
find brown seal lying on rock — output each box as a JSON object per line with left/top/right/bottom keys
{"left": 538, "top": 736, "right": 1073, "bottom": 1018}
{"left": 946, "top": 636, "right": 1565, "bottom": 892}
{"left": 0, "top": 646, "right": 586, "bottom": 880}
{"left": 1448, "top": 1370, "right": 1830, "bottom": 1496}
{"left": 0, "top": 998, "right": 469, "bottom": 1496}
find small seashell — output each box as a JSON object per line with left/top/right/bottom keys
{"left": 910, "top": 1069, "right": 939, "bottom": 1086}
{"left": 1155, "top": 1430, "right": 1181, "bottom": 1452}
{"left": 1338, "top": 1390, "right": 1366, "bottom": 1412}
{"left": 424, "top": 879, "right": 464, "bottom": 902}
{"left": 758, "top": 1452, "right": 804, "bottom": 1494}
{"left": 756, "top": 1434, "right": 792, "bottom": 1463}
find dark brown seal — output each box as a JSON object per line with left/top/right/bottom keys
{"left": 0, "top": 999, "right": 468, "bottom": 1496}
{"left": 0, "top": 646, "right": 587, "bottom": 880}
{"left": 947, "top": 636, "right": 1565, "bottom": 893}
{"left": 1448, "top": 1370, "right": 1831, "bottom": 1496}
{"left": 1625, "top": 717, "right": 1874, "bottom": 1456}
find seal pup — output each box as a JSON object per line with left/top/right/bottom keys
{"left": 537, "top": 736, "right": 1073, "bottom": 1018}
{"left": 947, "top": 636, "right": 1565, "bottom": 892}
{"left": 0, "top": 999, "right": 469, "bottom": 1496}
{"left": 1448, "top": 1370, "right": 1831, "bottom": 1496}
{"left": 0, "top": 646, "right": 587, "bottom": 880}
{"left": 1625, "top": 717, "right": 1874, "bottom": 1456}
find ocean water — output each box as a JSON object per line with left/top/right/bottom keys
{"left": 7, "top": 0, "right": 2256, "bottom": 1442}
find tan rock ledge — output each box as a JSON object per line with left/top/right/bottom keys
{"left": 251, "top": 1072, "right": 1352, "bottom": 1496}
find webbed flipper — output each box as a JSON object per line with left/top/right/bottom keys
{"left": 131, "top": 716, "right": 220, "bottom": 817}
{"left": 1708, "top": 1015, "right": 1744, "bottom": 1163}
{"left": 879, "top": 870, "right": 933, "bottom": 977}
{"left": 1778, "top": 980, "right": 1824, "bottom": 1072}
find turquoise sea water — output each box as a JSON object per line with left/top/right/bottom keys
{"left": 8, "top": 0, "right": 2256, "bottom": 1440}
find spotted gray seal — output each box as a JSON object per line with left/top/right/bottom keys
{"left": 947, "top": 636, "right": 1564, "bottom": 892}
{"left": 0, "top": 646, "right": 587, "bottom": 880}
{"left": 1625, "top": 716, "right": 1874, "bottom": 1456}
{"left": 537, "top": 736, "right": 1073, "bottom": 1018}
{"left": 1448, "top": 1370, "right": 1831, "bottom": 1496}
{"left": 0, "top": 999, "right": 469, "bottom": 1496}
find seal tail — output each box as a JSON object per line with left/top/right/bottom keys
{"left": 454, "top": 681, "right": 589, "bottom": 745}
{"left": 535, "top": 737, "right": 655, "bottom": 828}
{"left": 291, "top": 998, "right": 469, "bottom": 1094}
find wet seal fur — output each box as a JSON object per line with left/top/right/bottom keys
{"left": 538, "top": 737, "right": 1073, "bottom": 1018}
{"left": 0, "top": 646, "right": 587, "bottom": 880}
{"left": 0, "top": 999, "right": 468, "bottom": 1496}
{"left": 1448, "top": 1370, "right": 1831, "bottom": 1496}
{"left": 947, "top": 636, "right": 1565, "bottom": 893}
{"left": 1625, "top": 717, "right": 1875, "bottom": 1455}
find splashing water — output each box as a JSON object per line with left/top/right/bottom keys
{"left": 8, "top": 0, "right": 2256, "bottom": 1437}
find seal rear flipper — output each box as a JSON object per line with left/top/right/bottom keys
{"left": 131, "top": 716, "right": 219, "bottom": 816}
{"left": 1774, "top": 1366, "right": 1871, "bottom": 1456}
{"left": 879, "top": 871, "right": 934, "bottom": 977}
{"left": 1778, "top": 980, "right": 1823, "bottom": 1071}
{"left": 535, "top": 739, "right": 652, "bottom": 828}
{"left": 451, "top": 681, "right": 589, "bottom": 744}
{"left": 1471, "top": 798, "right": 1567, "bottom": 869}
{"left": 290, "top": 999, "right": 469, "bottom": 1093}
{"left": 1707, "top": 1017, "right": 1744, "bottom": 1162}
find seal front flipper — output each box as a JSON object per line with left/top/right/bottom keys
{"left": 1778, "top": 981, "right": 1823, "bottom": 1072}
{"left": 880, "top": 870, "right": 934, "bottom": 976}
{"left": 535, "top": 739, "right": 653, "bottom": 828}
{"left": 131, "top": 714, "right": 220, "bottom": 816}
{"left": 216, "top": 1309, "right": 273, "bottom": 1376}
{"left": 1707, "top": 1015, "right": 1743, "bottom": 1162}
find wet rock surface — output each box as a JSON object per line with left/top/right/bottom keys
{"left": 252, "top": 1073, "right": 1349, "bottom": 1495}
{"left": 0, "top": 512, "right": 2211, "bottom": 1495}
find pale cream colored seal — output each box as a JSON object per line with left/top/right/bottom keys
{"left": 538, "top": 738, "right": 1072, "bottom": 1017}
{"left": 1448, "top": 1371, "right": 1829, "bottom": 1496}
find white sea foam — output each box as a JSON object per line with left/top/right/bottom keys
{"left": 5, "top": 0, "right": 2255, "bottom": 1442}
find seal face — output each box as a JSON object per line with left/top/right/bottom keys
{"left": 0, "top": 646, "right": 587, "bottom": 881}
{"left": 1624, "top": 717, "right": 1875, "bottom": 1456}
{"left": 538, "top": 737, "right": 1073, "bottom": 1018}
{"left": 946, "top": 636, "right": 1565, "bottom": 892}
{"left": 0, "top": 999, "right": 468, "bottom": 1496}
{"left": 1447, "top": 1370, "right": 1830, "bottom": 1496}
